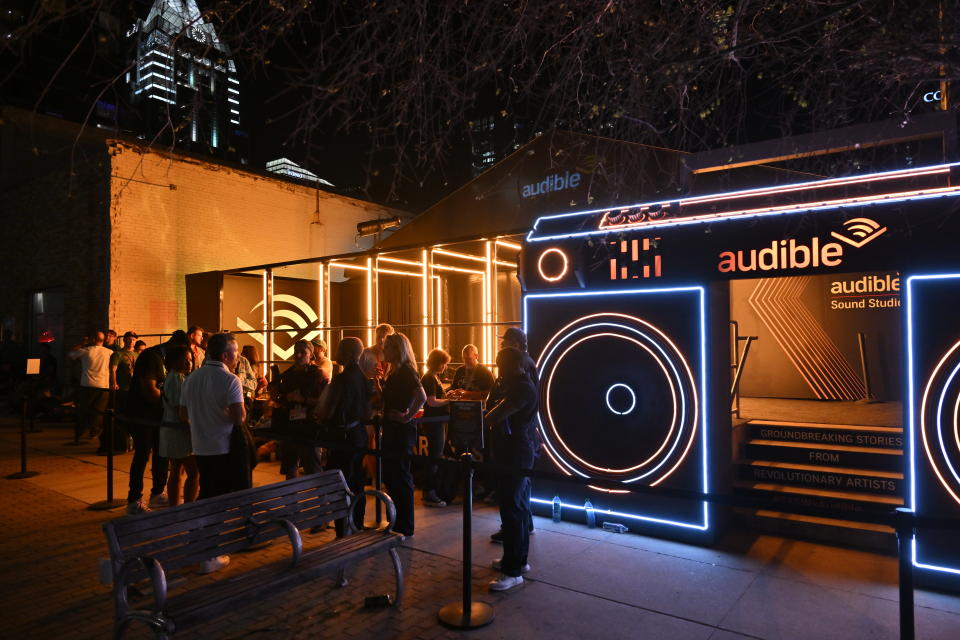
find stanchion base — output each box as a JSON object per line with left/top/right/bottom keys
{"left": 438, "top": 601, "right": 495, "bottom": 629}
{"left": 6, "top": 471, "right": 40, "bottom": 479}
{"left": 88, "top": 499, "right": 127, "bottom": 511}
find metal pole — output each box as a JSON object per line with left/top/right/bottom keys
{"left": 895, "top": 507, "right": 915, "bottom": 640}
{"left": 438, "top": 453, "right": 494, "bottom": 629}
{"left": 375, "top": 419, "right": 383, "bottom": 527}
{"left": 7, "top": 381, "right": 39, "bottom": 479}
{"left": 89, "top": 397, "right": 125, "bottom": 510}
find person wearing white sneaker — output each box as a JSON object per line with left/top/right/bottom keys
{"left": 198, "top": 555, "right": 230, "bottom": 574}
{"left": 484, "top": 347, "right": 539, "bottom": 593}
{"left": 148, "top": 492, "right": 169, "bottom": 508}
{"left": 489, "top": 574, "right": 524, "bottom": 591}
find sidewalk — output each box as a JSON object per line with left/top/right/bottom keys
{"left": 1, "top": 417, "right": 959, "bottom": 639}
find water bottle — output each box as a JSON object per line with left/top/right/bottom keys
{"left": 602, "top": 521, "right": 628, "bottom": 534}
{"left": 551, "top": 495, "right": 562, "bottom": 523}
{"left": 584, "top": 499, "right": 596, "bottom": 528}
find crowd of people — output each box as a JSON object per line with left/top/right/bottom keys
{"left": 65, "top": 322, "right": 541, "bottom": 590}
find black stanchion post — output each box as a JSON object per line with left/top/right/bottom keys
{"left": 375, "top": 419, "right": 384, "bottom": 527}
{"left": 438, "top": 453, "right": 494, "bottom": 629}
{"left": 89, "top": 399, "right": 125, "bottom": 511}
{"left": 7, "top": 386, "right": 40, "bottom": 479}
{"left": 895, "top": 507, "right": 915, "bottom": 640}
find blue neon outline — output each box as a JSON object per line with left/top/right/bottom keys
{"left": 527, "top": 190, "right": 960, "bottom": 242}
{"left": 531, "top": 161, "right": 960, "bottom": 230}
{"left": 524, "top": 285, "right": 709, "bottom": 531}
{"left": 535, "top": 320, "right": 690, "bottom": 482}
{"left": 526, "top": 161, "right": 960, "bottom": 243}
{"left": 605, "top": 383, "right": 637, "bottom": 415}
{"left": 906, "top": 273, "right": 960, "bottom": 577}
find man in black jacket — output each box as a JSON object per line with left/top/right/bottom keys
{"left": 485, "top": 347, "right": 539, "bottom": 592}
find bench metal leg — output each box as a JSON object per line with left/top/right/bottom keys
{"left": 336, "top": 567, "right": 348, "bottom": 588}
{"left": 116, "top": 612, "right": 174, "bottom": 640}
{"left": 390, "top": 547, "right": 404, "bottom": 606}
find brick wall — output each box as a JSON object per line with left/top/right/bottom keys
{"left": 0, "top": 108, "right": 112, "bottom": 353}
{"left": 107, "top": 141, "right": 406, "bottom": 337}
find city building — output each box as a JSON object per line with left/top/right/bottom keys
{"left": 125, "top": 0, "right": 247, "bottom": 161}
{"left": 266, "top": 158, "right": 335, "bottom": 187}
{"left": 0, "top": 106, "right": 410, "bottom": 370}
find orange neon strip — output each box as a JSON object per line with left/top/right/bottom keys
{"left": 433, "top": 248, "right": 487, "bottom": 263}
{"left": 432, "top": 264, "right": 485, "bottom": 275}
{"left": 495, "top": 239, "right": 522, "bottom": 251}
{"left": 681, "top": 163, "right": 950, "bottom": 207}
{"left": 329, "top": 262, "right": 370, "bottom": 272}
{"left": 600, "top": 184, "right": 960, "bottom": 232}
{"left": 377, "top": 255, "right": 423, "bottom": 267}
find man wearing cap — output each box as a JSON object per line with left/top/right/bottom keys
{"left": 311, "top": 337, "right": 333, "bottom": 383}
{"left": 489, "top": 327, "right": 540, "bottom": 543}
{"left": 110, "top": 332, "right": 139, "bottom": 413}
{"left": 500, "top": 328, "right": 539, "bottom": 387}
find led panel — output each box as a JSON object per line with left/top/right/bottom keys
{"left": 906, "top": 273, "right": 960, "bottom": 577}
{"left": 524, "top": 286, "right": 709, "bottom": 532}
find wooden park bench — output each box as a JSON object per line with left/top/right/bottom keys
{"left": 102, "top": 470, "right": 403, "bottom": 639}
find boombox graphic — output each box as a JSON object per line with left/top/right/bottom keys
{"left": 524, "top": 286, "right": 710, "bottom": 534}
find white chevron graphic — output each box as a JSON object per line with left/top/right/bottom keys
{"left": 748, "top": 276, "right": 865, "bottom": 400}
{"left": 236, "top": 294, "right": 322, "bottom": 361}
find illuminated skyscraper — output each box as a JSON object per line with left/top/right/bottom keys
{"left": 126, "top": 0, "right": 245, "bottom": 160}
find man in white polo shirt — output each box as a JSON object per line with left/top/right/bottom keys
{"left": 68, "top": 331, "right": 113, "bottom": 449}
{"left": 180, "top": 332, "right": 246, "bottom": 575}
{"left": 180, "top": 332, "right": 246, "bottom": 499}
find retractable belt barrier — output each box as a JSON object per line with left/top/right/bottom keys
{"left": 256, "top": 414, "right": 959, "bottom": 639}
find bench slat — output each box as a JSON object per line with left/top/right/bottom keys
{"left": 160, "top": 533, "right": 401, "bottom": 628}
{"left": 111, "top": 472, "right": 346, "bottom": 537}
{"left": 122, "top": 505, "right": 352, "bottom": 574}
{"left": 116, "top": 487, "right": 349, "bottom": 548}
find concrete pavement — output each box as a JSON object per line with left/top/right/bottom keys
{"left": 1, "top": 417, "right": 958, "bottom": 639}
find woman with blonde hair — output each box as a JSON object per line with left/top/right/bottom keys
{"left": 381, "top": 332, "right": 426, "bottom": 536}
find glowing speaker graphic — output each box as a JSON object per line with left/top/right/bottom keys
{"left": 537, "top": 312, "right": 699, "bottom": 487}
{"left": 524, "top": 286, "right": 708, "bottom": 532}
{"left": 907, "top": 274, "right": 960, "bottom": 579}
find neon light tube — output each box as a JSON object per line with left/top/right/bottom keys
{"left": 329, "top": 262, "right": 370, "bottom": 272}
{"left": 421, "top": 249, "right": 430, "bottom": 370}
{"left": 531, "top": 498, "right": 709, "bottom": 531}
{"left": 496, "top": 239, "right": 522, "bottom": 250}
{"left": 377, "top": 255, "right": 423, "bottom": 267}
{"left": 433, "top": 248, "right": 487, "bottom": 263}
{"left": 432, "top": 264, "right": 485, "bottom": 275}
{"left": 366, "top": 257, "right": 374, "bottom": 346}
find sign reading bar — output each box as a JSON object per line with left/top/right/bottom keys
{"left": 448, "top": 400, "right": 484, "bottom": 451}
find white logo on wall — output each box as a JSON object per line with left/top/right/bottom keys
{"left": 235, "top": 294, "right": 321, "bottom": 361}
{"left": 829, "top": 217, "right": 888, "bottom": 249}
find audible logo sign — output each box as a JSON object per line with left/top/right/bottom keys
{"left": 717, "top": 217, "right": 887, "bottom": 274}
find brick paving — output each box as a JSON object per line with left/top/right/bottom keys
{"left": 3, "top": 417, "right": 960, "bottom": 640}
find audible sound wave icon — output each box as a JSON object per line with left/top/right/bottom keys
{"left": 830, "top": 217, "right": 888, "bottom": 249}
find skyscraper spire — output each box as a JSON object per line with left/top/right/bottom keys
{"left": 126, "top": 0, "right": 244, "bottom": 160}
